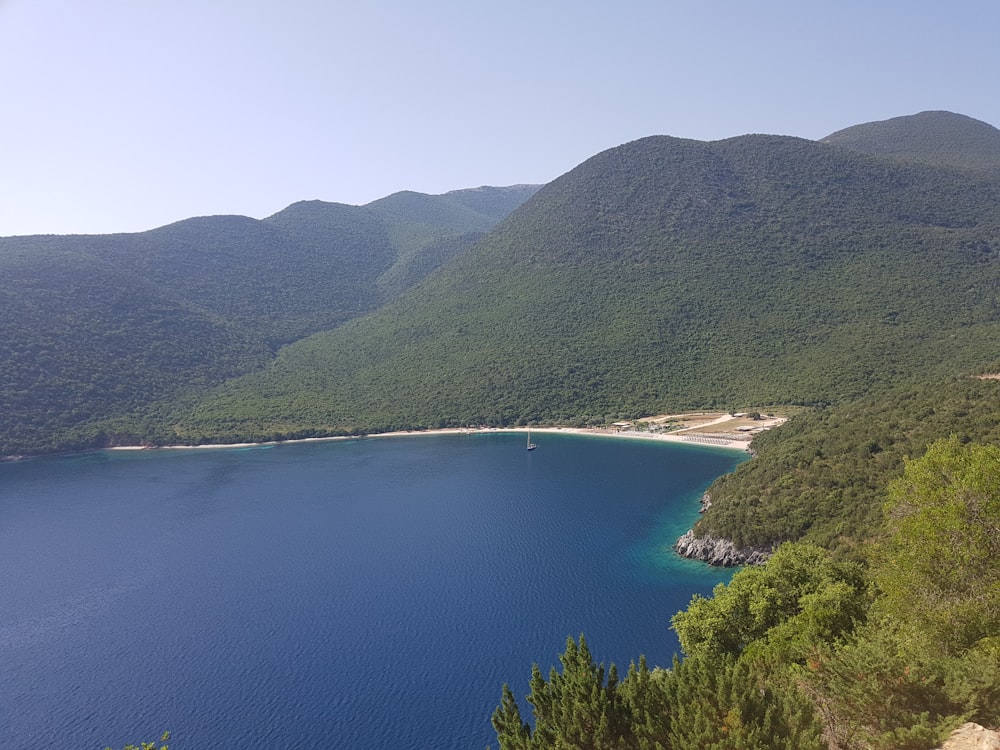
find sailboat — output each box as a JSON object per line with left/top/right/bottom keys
{"left": 526, "top": 426, "right": 537, "bottom": 451}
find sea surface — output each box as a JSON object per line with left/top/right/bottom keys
{"left": 0, "top": 432, "right": 745, "bottom": 749}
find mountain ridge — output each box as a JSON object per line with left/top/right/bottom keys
{"left": 3, "top": 112, "right": 1000, "bottom": 454}
{"left": 173, "top": 116, "right": 1000, "bottom": 443}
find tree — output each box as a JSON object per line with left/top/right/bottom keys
{"left": 876, "top": 437, "right": 1000, "bottom": 655}
{"left": 672, "top": 543, "right": 868, "bottom": 661}
{"left": 798, "top": 625, "right": 966, "bottom": 750}
{"left": 491, "top": 636, "right": 662, "bottom": 750}
{"left": 663, "top": 652, "right": 824, "bottom": 750}
{"left": 800, "top": 438, "right": 1000, "bottom": 749}
{"left": 493, "top": 684, "right": 532, "bottom": 750}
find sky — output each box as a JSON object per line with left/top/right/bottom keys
{"left": 2, "top": 0, "right": 999, "bottom": 237}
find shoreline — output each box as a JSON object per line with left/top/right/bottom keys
{"left": 108, "top": 413, "right": 785, "bottom": 455}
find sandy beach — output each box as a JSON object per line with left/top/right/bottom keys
{"left": 111, "top": 412, "right": 785, "bottom": 454}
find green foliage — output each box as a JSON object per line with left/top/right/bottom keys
{"left": 876, "top": 437, "right": 1000, "bottom": 655}
{"left": 497, "top": 477, "right": 998, "bottom": 750}
{"left": 663, "top": 652, "right": 824, "bottom": 750}
{"left": 492, "top": 635, "right": 657, "bottom": 750}
{"left": 0, "top": 247, "right": 270, "bottom": 455}
{"left": 7, "top": 118, "right": 1000, "bottom": 453}
{"left": 800, "top": 626, "right": 1000, "bottom": 749}
{"left": 672, "top": 543, "right": 869, "bottom": 661}
{"left": 495, "top": 633, "right": 827, "bottom": 750}
{"left": 524, "top": 636, "right": 623, "bottom": 748}
{"left": 941, "top": 638, "right": 1000, "bottom": 729}
{"left": 800, "top": 626, "right": 965, "bottom": 750}
{"left": 797, "top": 439, "right": 1000, "bottom": 749}
{"left": 492, "top": 683, "right": 533, "bottom": 749}
{"left": 697, "top": 376, "right": 1000, "bottom": 554}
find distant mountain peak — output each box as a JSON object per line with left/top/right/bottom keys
{"left": 444, "top": 184, "right": 541, "bottom": 194}
{"left": 821, "top": 110, "right": 1000, "bottom": 171}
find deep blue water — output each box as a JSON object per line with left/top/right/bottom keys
{"left": 0, "top": 432, "right": 745, "bottom": 749}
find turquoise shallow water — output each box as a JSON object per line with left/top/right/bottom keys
{"left": 0, "top": 432, "right": 744, "bottom": 749}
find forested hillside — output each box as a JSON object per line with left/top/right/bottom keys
{"left": 823, "top": 110, "right": 1000, "bottom": 171}
{"left": 494, "top": 116, "right": 999, "bottom": 747}
{"left": 176, "top": 121, "right": 1000, "bottom": 443}
{"left": 0, "top": 243, "right": 269, "bottom": 454}
{"left": 5, "top": 112, "right": 1000, "bottom": 458}
{"left": 696, "top": 374, "right": 1000, "bottom": 553}
{"left": 0, "top": 185, "right": 537, "bottom": 455}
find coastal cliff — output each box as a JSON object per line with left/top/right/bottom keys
{"left": 675, "top": 493, "right": 774, "bottom": 566}
{"left": 674, "top": 529, "right": 774, "bottom": 567}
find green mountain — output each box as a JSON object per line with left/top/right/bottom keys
{"left": 0, "top": 186, "right": 538, "bottom": 454}
{"left": 822, "top": 110, "right": 1000, "bottom": 171}
{"left": 5, "top": 112, "right": 1000, "bottom": 455}
{"left": 176, "top": 122, "right": 1000, "bottom": 443}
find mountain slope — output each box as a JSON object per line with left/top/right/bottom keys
{"left": 0, "top": 241, "right": 269, "bottom": 454}
{"left": 0, "top": 186, "right": 536, "bottom": 454}
{"left": 176, "top": 129, "right": 1000, "bottom": 442}
{"left": 366, "top": 185, "right": 539, "bottom": 300}
{"left": 821, "top": 110, "right": 1000, "bottom": 171}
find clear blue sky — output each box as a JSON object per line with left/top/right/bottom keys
{"left": 2, "top": 0, "right": 998, "bottom": 236}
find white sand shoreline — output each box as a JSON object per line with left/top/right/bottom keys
{"left": 110, "top": 414, "right": 784, "bottom": 454}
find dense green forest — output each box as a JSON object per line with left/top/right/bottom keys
{"left": 694, "top": 374, "right": 1000, "bottom": 554}
{"left": 4, "top": 113, "right": 1000, "bottom": 453}
{"left": 174, "top": 122, "right": 1000, "bottom": 444}
{"left": 0, "top": 186, "right": 537, "bottom": 455}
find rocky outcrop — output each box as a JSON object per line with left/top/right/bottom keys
{"left": 938, "top": 723, "right": 1000, "bottom": 750}
{"left": 674, "top": 529, "right": 773, "bottom": 567}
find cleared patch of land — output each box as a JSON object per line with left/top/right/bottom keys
{"left": 638, "top": 411, "right": 786, "bottom": 434}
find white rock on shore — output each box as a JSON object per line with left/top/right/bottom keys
{"left": 674, "top": 529, "right": 773, "bottom": 567}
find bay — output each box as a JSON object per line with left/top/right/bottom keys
{"left": 0, "top": 432, "right": 745, "bottom": 749}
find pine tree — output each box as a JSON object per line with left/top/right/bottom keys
{"left": 492, "top": 635, "right": 643, "bottom": 749}
{"left": 492, "top": 683, "right": 532, "bottom": 750}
